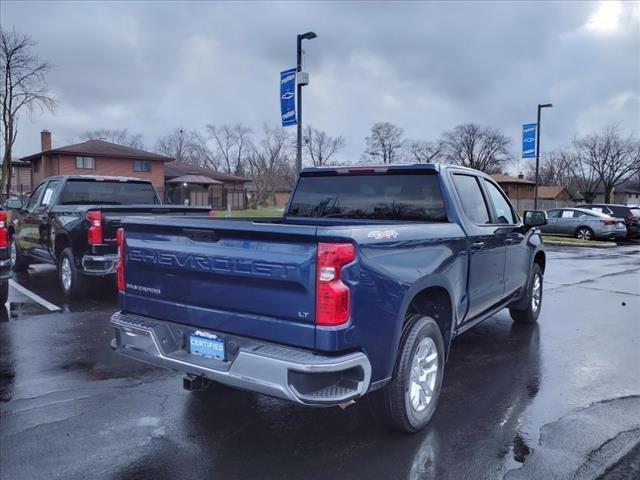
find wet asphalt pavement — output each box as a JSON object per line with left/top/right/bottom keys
{"left": 1, "top": 246, "right": 639, "bottom": 480}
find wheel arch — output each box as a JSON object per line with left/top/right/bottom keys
{"left": 53, "top": 231, "right": 72, "bottom": 261}
{"left": 533, "top": 250, "right": 546, "bottom": 274}
{"left": 405, "top": 286, "right": 454, "bottom": 358}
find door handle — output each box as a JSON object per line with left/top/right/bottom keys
{"left": 504, "top": 237, "right": 513, "bottom": 245}
{"left": 471, "top": 241, "right": 485, "bottom": 250}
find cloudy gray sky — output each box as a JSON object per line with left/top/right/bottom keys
{"left": 2, "top": 0, "right": 639, "bottom": 169}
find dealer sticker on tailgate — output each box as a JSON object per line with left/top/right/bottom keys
{"left": 189, "top": 331, "right": 225, "bottom": 360}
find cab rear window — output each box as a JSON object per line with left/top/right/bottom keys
{"left": 288, "top": 173, "right": 447, "bottom": 221}
{"left": 59, "top": 180, "right": 160, "bottom": 205}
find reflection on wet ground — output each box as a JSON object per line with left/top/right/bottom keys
{"left": 0, "top": 246, "right": 639, "bottom": 479}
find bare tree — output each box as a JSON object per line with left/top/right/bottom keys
{"left": 525, "top": 150, "right": 572, "bottom": 185}
{"left": 155, "top": 128, "right": 217, "bottom": 169}
{"left": 304, "top": 125, "right": 346, "bottom": 167}
{"left": 206, "top": 123, "right": 253, "bottom": 175}
{"left": 441, "top": 123, "right": 511, "bottom": 174}
{"left": 574, "top": 126, "right": 640, "bottom": 203}
{"left": 406, "top": 139, "right": 442, "bottom": 163}
{"left": 1, "top": 29, "right": 56, "bottom": 196}
{"left": 246, "top": 125, "right": 294, "bottom": 206}
{"left": 363, "top": 122, "right": 405, "bottom": 164}
{"left": 80, "top": 128, "right": 144, "bottom": 149}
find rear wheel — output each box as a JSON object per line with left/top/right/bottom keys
{"left": 576, "top": 227, "right": 594, "bottom": 241}
{"left": 58, "top": 247, "right": 87, "bottom": 299}
{"left": 373, "top": 315, "right": 445, "bottom": 432}
{"left": 10, "top": 237, "right": 30, "bottom": 272}
{"left": 509, "top": 263, "right": 543, "bottom": 324}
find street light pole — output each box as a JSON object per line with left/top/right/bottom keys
{"left": 296, "top": 31, "right": 317, "bottom": 174}
{"left": 534, "top": 103, "right": 553, "bottom": 210}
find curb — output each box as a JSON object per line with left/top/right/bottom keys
{"left": 542, "top": 239, "right": 617, "bottom": 248}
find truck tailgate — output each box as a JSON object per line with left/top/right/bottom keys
{"left": 119, "top": 218, "right": 319, "bottom": 348}
{"left": 98, "top": 206, "right": 210, "bottom": 241}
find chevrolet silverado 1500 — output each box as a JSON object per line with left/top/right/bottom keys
{"left": 111, "top": 164, "right": 547, "bottom": 432}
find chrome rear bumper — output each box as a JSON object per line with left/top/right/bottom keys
{"left": 110, "top": 311, "right": 372, "bottom": 406}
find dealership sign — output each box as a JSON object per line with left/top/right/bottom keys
{"left": 280, "top": 68, "right": 297, "bottom": 127}
{"left": 522, "top": 123, "right": 537, "bottom": 158}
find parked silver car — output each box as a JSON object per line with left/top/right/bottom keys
{"left": 542, "top": 208, "right": 627, "bottom": 241}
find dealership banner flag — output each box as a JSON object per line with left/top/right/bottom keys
{"left": 522, "top": 123, "right": 537, "bottom": 158}
{"left": 280, "top": 68, "right": 297, "bottom": 127}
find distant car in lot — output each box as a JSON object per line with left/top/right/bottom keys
{"left": 542, "top": 207, "right": 627, "bottom": 241}
{"left": 575, "top": 204, "right": 640, "bottom": 239}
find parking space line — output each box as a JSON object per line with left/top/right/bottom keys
{"left": 9, "top": 280, "right": 62, "bottom": 312}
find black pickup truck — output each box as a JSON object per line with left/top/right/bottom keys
{"left": 6, "top": 175, "right": 209, "bottom": 298}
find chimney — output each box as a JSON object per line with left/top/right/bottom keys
{"left": 41, "top": 130, "right": 51, "bottom": 152}
{"left": 518, "top": 173, "right": 524, "bottom": 179}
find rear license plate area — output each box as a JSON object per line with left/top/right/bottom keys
{"left": 189, "top": 332, "right": 225, "bottom": 361}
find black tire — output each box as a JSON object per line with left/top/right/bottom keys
{"left": 373, "top": 315, "right": 445, "bottom": 433}
{"left": 10, "top": 236, "right": 30, "bottom": 272}
{"left": 509, "top": 263, "right": 543, "bottom": 324}
{"left": 0, "top": 280, "right": 8, "bottom": 304}
{"left": 575, "top": 227, "right": 594, "bottom": 241}
{"left": 58, "top": 247, "right": 87, "bottom": 299}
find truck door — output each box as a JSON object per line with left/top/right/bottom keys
{"left": 33, "top": 179, "right": 61, "bottom": 260}
{"left": 480, "top": 178, "right": 528, "bottom": 299}
{"left": 451, "top": 173, "right": 506, "bottom": 321}
{"left": 17, "top": 182, "right": 47, "bottom": 256}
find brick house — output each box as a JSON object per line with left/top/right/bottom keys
{"left": 491, "top": 174, "right": 535, "bottom": 201}
{"left": 537, "top": 185, "right": 572, "bottom": 202}
{"left": 164, "top": 161, "right": 250, "bottom": 209}
{"left": 8, "top": 158, "right": 33, "bottom": 197}
{"left": 19, "top": 130, "right": 172, "bottom": 198}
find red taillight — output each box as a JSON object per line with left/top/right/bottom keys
{"left": 86, "top": 210, "right": 103, "bottom": 245}
{"left": 626, "top": 215, "right": 638, "bottom": 222}
{"left": 315, "top": 242, "right": 355, "bottom": 326}
{"left": 0, "top": 211, "right": 7, "bottom": 248}
{"left": 601, "top": 219, "right": 616, "bottom": 225}
{"left": 116, "top": 228, "right": 125, "bottom": 292}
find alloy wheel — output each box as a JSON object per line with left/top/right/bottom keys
{"left": 61, "top": 257, "right": 72, "bottom": 291}
{"left": 408, "top": 337, "right": 439, "bottom": 413}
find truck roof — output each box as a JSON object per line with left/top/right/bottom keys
{"left": 301, "top": 163, "right": 487, "bottom": 176}
{"left": 44, "top": 175, "right": 150, "bottom": 183}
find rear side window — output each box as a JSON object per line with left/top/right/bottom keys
{"left": 59, "top": 180, "right": 160, "bottom": 205}
{"left": 452, "top": 174, "right": 490, "bottom": 224}
{"left": 40, "top": 180, "right": 60, "bottom": 207}
{"left": 482, "top": 179, "right": 516, "bottom": 224}
{"left": 288, "top": 173, "right": 447, "bottom": 221}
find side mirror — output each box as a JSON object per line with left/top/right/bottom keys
{"left": 524, "top": 210, "right": 547, "bottom": 227}
{"left": 6, "top": 198, "right": 23, "bottom": 209}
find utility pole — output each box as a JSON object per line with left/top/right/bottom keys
{"left": 534, "top": 103, "right": 553, "bottom": 210}
{"left": 296, "top": 32, "right": 317, "bottom": 174}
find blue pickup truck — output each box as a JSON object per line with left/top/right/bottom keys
{"left": 111, "top": 164, "right": 547, "bottom": 432}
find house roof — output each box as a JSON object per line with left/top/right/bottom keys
{"left": 19, "top": 139, "right": 173, "bottom": 162}
{"left": 166, "top": 174, "right": 222, "bottom": 185}
{"left": 537, "top": 185, "right": 568, "bottom": 199}
{"left": 491, "top": 174, "right": 535, "bottom": 185}
{"left": 164, "top": 161, "right": 250, "bottom": 183}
